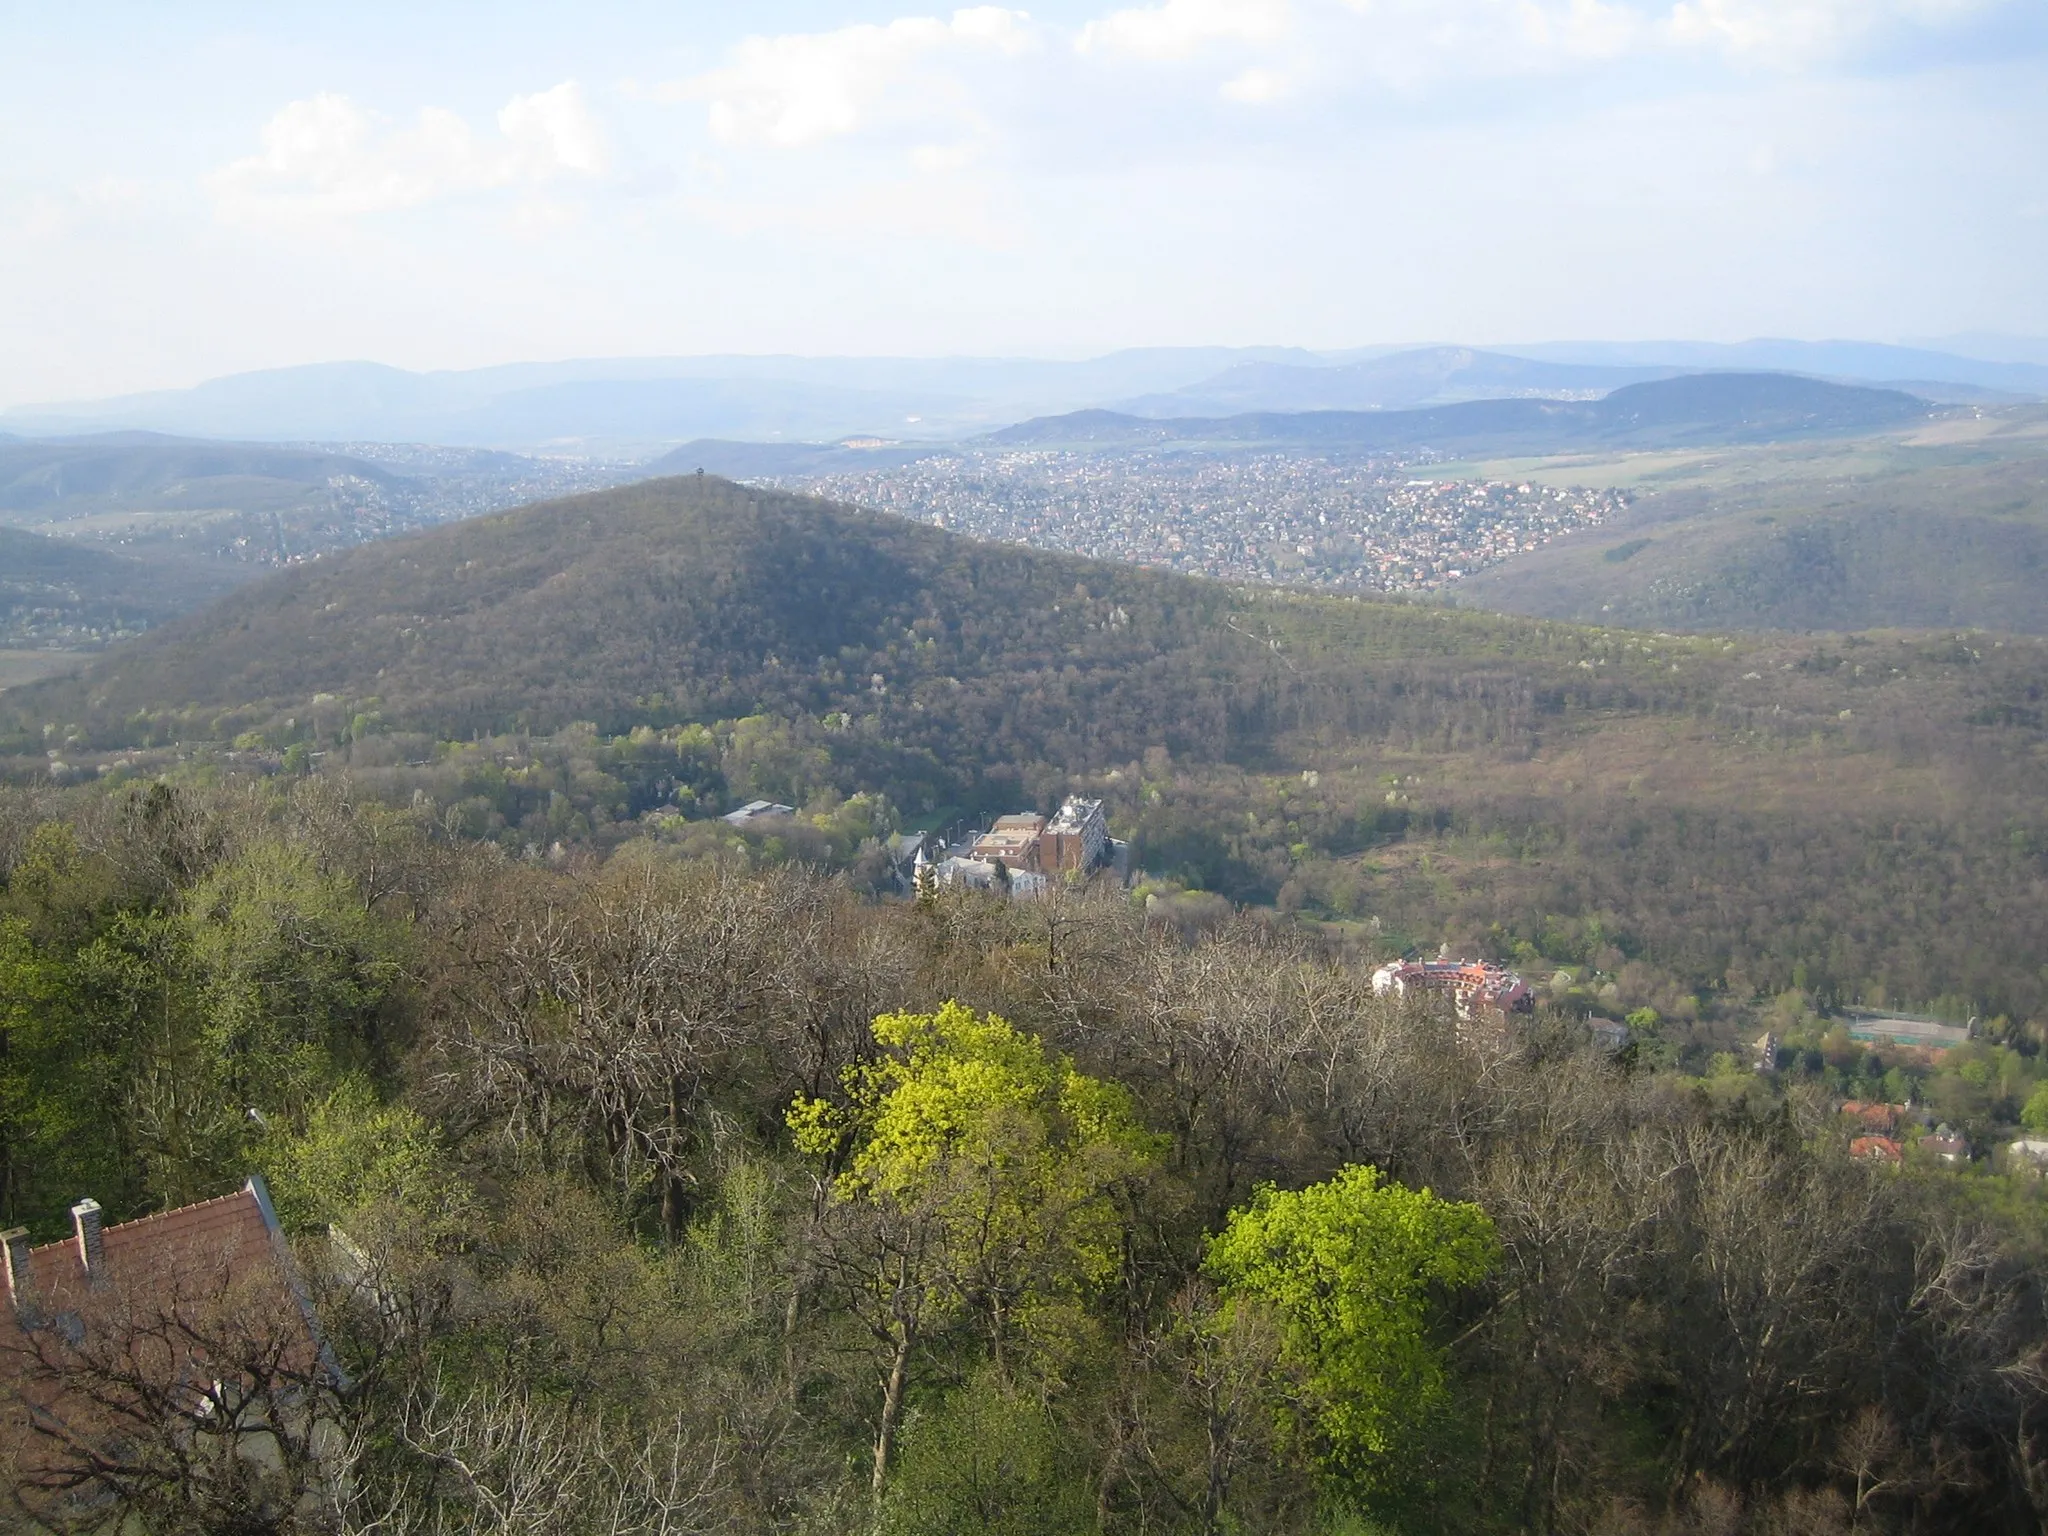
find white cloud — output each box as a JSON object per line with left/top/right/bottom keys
{"left": 1221, "top": 66, "right": 1293, "bottom": 102}
{"left": 1518, "top": 0, "right": 1647, "bottom": 61}
{"left": 499, "top": 82, "right": 610, "bottom": 178}
{"left": 675, "top": 8, "right": 1035, "bottom": 150}
{"left": 208, "top": 82, "right": 608, "bottom": 222}
{"left": 1078, "top": 0, "right": 1293, "bottom": 59}
{"left": 1664, "top": 0, "right": 1997, "bottom": 65}
{"left": 911, "top": 141, "right": 983, "bottom": 171}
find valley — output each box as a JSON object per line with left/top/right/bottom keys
{"left": 14, "top": 6, "right": 2048, "bottom": 1525}
{"left": 11, "top": 404, "right": 2048, "bottom": 1535}
{"left": 12, "top": 469, "right": 2048, "bottom": 1024}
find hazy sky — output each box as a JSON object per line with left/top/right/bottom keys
{"left": 3, "top": 1, "right": 2045, "bottom": 405}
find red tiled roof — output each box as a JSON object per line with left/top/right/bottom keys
{"left": 5, "top": 1187, "right": 275, "bottom": 1309}
{"left": 1, "top": 1178, "right": 337, "bottom": 1519}
{"left": 6, "top": 1190, "right": 271, "bottom": 1319}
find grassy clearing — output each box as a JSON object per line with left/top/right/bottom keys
{"left": 0, "top": 649, "right": 90, "bottom": 693}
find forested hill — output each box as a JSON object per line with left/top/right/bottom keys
{"left": 13, "top": 469, "right": 2043, "bottom": 779}
{"left": 991, "top": 372, "right": 1930, "bottom": 451}
{"left": 8, "top": 474, "right": 1268, "bottom": 762}
{"left": 5, "top": 471, "right": 1774, "bottom": 792}
{"left": 1459, "top": 453, "right": 2048, "bottom": 634}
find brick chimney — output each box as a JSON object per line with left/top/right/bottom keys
{"left": 1, "top": 1227, "right": 30, "bottom": 1307}
{"left": 71, "top": 1199, "right": 105, "bottom": 1284}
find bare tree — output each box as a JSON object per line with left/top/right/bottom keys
{"left": 429, "top": 857, "right": 847, "bottom": 1235}
{"left": 325, "top": 1377, "right": 729, "bottom": 1536}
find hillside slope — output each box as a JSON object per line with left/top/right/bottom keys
{"left": 0, "top": 433, "right": 405, "bottom": 518}
{"left": 0, "top": 524, "right": 243, "bottom": 648}
{"left": 1457, "top": 454, "right": 2048, "bottom": 633}
{"left": 13, "top": 474, "right": 1781, "bottom": 792}
{"left": 21, "top": 473, "right": 2048, "bottom": 1023}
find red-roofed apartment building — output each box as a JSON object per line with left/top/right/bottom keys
{"left": 0, "top": 1176, "right": 344, "bottom": 1531}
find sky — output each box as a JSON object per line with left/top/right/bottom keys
{"left": 2, "top": 0, "right": 2045, "bottom": 406}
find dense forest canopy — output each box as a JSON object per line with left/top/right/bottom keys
{"left": 2, "top": 783, "right": 2047, "bottom": 1534}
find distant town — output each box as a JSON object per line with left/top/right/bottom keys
{"left": 776, "top": 448, "right": 1628, "bottom": 593}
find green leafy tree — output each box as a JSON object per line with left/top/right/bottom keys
{"left": 877, "top": 1366, "right": 1094, "bottom": 1536}
{"left": 1205, "top": 1164, "right": 1499, "bottom": 1499}
{"left": 0, "top": 826, "right": 210, "bottom": 1225}
{"left": 180, "top": 837, "right": 402, "bottom": 1119}
{"left": 790, "top": 1000, "right": 1160, "bottom": 1492}
{"left": 1624, "top": 1006, "right": 1677, "bottom": 1071}
{"left": 0, "top": 914, "right": 136, "bottom": 1231}
{"left": 257, "top": 1075, "right": 473, "bottom": 1240}
{"left": 2021, "top": 1081, "right": 2048, "bottom": 1134}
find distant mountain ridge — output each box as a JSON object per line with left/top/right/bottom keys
{"left": 6, "top": 340, "right": 2034, "bottom": 455}
{"left": 641, "top": 439, "right": 938, "bottom": 479}
{"left": 0, "top": 349, "right": 1321, "bottom": 455}
{"left": 1504, "top": 338, "right": 2048, "bottom": 396}
{"left": 989, "top": 374, "right": 1931, "bottom": 452}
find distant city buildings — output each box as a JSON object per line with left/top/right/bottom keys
{"left": 777, "top": 449, "right": 1626, "bottom": 594}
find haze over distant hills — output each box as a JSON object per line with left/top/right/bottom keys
{"left": 1508, "top": 339, "right": 2048, "bottom": 399}
{"left": 5, "top": 339, "right": 2039, "bottom": 455}
{"left": 0, "top": 431, "right": 632, "bottom": 579}
{"left": 990, "top": 375, "right": 1931, "bottom": 453}
{"left": 0, "top": 433, "right": 406, "bottom": 518}
{"left": 1117, "top": 347, "right": 1685, "bottom": 415}
{"left": 637, "top": 373, "right": 1929, "bottom": 480}
{"left": 0, "top": 349, "right": 1322, "bottom": 455}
